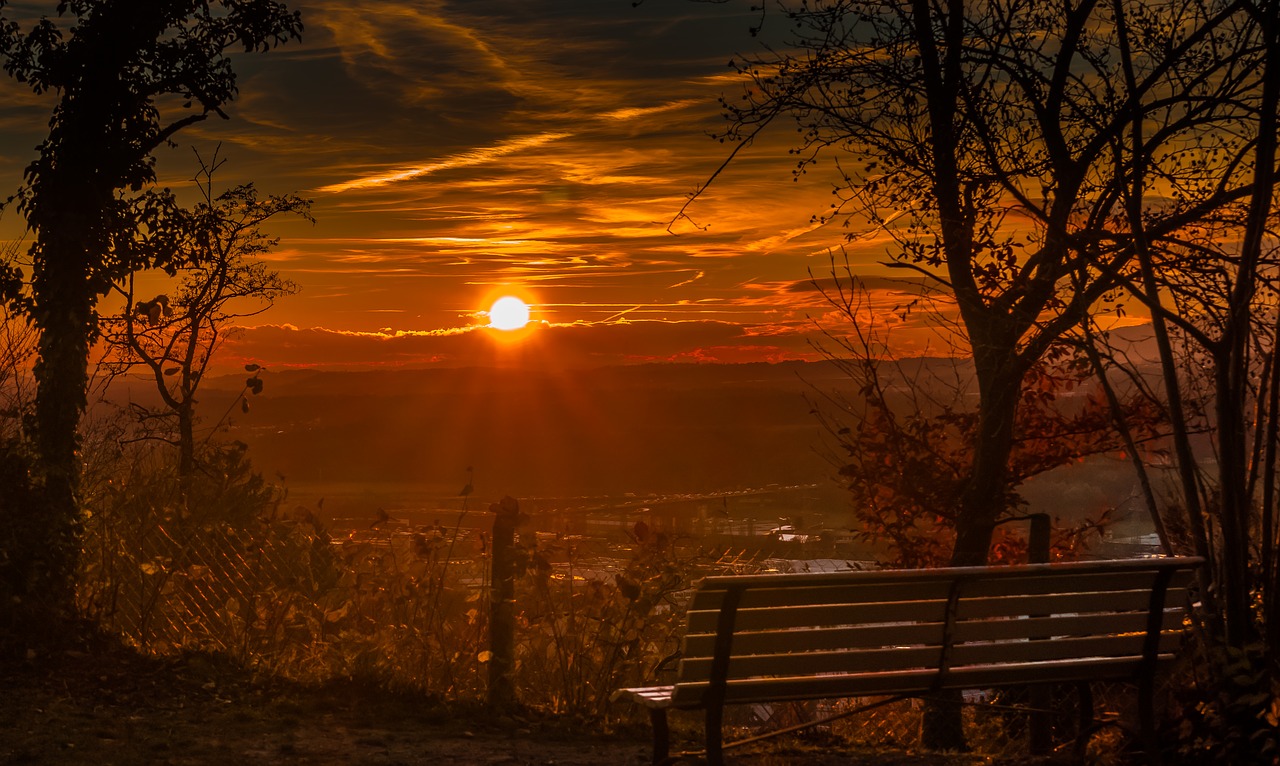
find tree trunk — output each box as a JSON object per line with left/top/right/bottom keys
{"left": 1215, "top": 0, "right": 1280, "bottom": 651}
{"left": 921, "top": 344, "right": 1024, "bottom": 750}
{"left": 951, "top": 348, "right": 1024, "bottom": 567}
{"left": 27, "top": 221, "right": 96, "bottom": 635}
{"left": 178, "top": 398, "right": 195, "bottom": 496}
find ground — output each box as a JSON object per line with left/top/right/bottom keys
{"left": 0, "top": 648, "right": 1060, "bottom": 766}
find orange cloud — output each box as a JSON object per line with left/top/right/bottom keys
{"left": 218, "top": 319, "right": 834, "bottom": 373}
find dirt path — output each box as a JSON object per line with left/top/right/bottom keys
{"left": 0, "top": 649, "right": 1037, "bottom": 766}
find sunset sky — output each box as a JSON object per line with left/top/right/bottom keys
{"left": 0, "top": 0, "right": 948, "bottom": 370}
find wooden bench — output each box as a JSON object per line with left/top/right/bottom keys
{"left": 613, "top": 556, "right": 1202, "bottom": 765}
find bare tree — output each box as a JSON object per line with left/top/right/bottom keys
{"left": 0, "top": 241, "right": 36, "bottom": 439}
{"left": 812, "top": 261, "right": 1154, "bottom": 568}
{"left": 101, "top": 152, "right": 308, "bottom": 491}
{"left": 690, "top": 0, "right": 1274, "bottom": 749}
{"left": 1081, "top": 0, "right": 1280, "bottom": 758}
{"left": 693, "top": 0, "right": 1267, "bottom": 565}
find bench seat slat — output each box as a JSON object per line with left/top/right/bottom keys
{"left": 688, "top": 579, "right": 954, "bottom": 611}
{"left": 611, "top": 685, "right": 675, "bottom": 709}
{"left": 948, "top": 607, "right": 1185, "bottom": 643}
{"left": 681, "top": 608, "right": 1185, "bottom": 659}
{"left": 678, "top": 630, "right": 1182, "bottom": 680}
{"left": 680, "top": 644, "right": 944, "bottom": 678}
{"left": 669, "top": 654, "right": 1169, "bottom": 707}
{"left": 954, "top": 588, "right": 1182, "bottom": 620}
{"left": 684, "top": 620, "right": 947, "bottom": 657}
{"left": 949, "top": 631, "right": 1183, "bottom": 667}
{"left": 686, "top": 587, "right": 1188, "bottom": 633}
{"left": 953, "top": 569, "right": 1196, "bottom": 599}
{"left": 687, "top": 599, "right": 947, "bottom": 633}
{"left": 693, "top": 557, "right": 1197, "bottom": 593}
{"left": 690, "top": 569, "right": 1197, "bottom": 612}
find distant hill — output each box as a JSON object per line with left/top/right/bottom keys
{"left": 99, "top": 356, "right": 1155, "bottom": 530}
{"left": 195, "top": 361, "right": 857, "bottom": 498}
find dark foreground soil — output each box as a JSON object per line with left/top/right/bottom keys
{"left": 0, "top": 648, "right": 1057, "bottom": 766}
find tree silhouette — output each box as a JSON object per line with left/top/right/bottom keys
{"left": 813, "top": 267, "right": 1155, "bottom": 569}
{"left": 1089, "top": 1, "right": 1280, "bottom": 755}
{"left": 694, "top": 0, "right": 1279, "bottom": 748}
{"left": 0, "top": 0, "right": 302, "bottom": 644}
{"left": 695, "top": 0, "right": 1272, "bottom": 566}
{"left": 101, "top": 151, "right": 308, "bottom": 491}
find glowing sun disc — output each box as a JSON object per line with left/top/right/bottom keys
{"left": 489, "top": 296, "right": 530, "bottom": 331}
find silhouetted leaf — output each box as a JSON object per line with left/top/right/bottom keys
{"left": 616, "top": 573, "right": 640, "bottom": 601}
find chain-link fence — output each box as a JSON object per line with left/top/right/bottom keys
{"left": 80, "top": 512, "right": 340, "bottom": 660}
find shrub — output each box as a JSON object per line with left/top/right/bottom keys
{"left": 1171, "top": 638, "right": 1280, "bottom": 766}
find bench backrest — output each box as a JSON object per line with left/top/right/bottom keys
{"left": 671, "top": 556, "right": 1202, "bottom": 707}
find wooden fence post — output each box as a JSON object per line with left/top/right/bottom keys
{"left": 488, "top": 495, "right": 520, "bottom": 712}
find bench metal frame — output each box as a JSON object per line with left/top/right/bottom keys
{"left": 613, "top": 556, "right": 1203, "bottom": 765}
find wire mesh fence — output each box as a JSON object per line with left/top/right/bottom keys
{"left": 689, "top": 677, "right": 1169, "bottom": 763}
{"left": 80, "top": 513, "right": 339, "bottom": 659}
{"left": 76, "top": 505, "right": 1162, "bottom": 761}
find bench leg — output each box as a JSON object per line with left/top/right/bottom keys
{"left": 1138, "top": 675, "right": 1161, "bottom": 766}
{"left": 649, "top": 708, "right": 670, "bottom": 764}
{"left": 1029, "top": 683, "right": 1052, "bottom": 756}
{"left": 705, "top": 704, "right": 725, "bottom": 766}
{"left": 1073, "top": 678, "right": 1161, "bottom": 766}
{"left": 1074, "top": 681, "right": 1094, "bottom": 757}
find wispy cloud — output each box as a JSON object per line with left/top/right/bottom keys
{"left": 218, "top": 318, "right": 831, "bottom": 372}
{"left": 318, "top": 132, "right": 572, "bottom": 193}
{"left": 669, "top": 270, "right": 705, "bottom": 288}
{"left": 0, "top": 0, "right": 932, "bottom": 368}
{"left": 601, "top": 99, "right": 703, "bottom": 122}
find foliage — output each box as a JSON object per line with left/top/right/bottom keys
{"left": 76, "top": 460, "right": 708, "bottom": 720}
{"left": 0, "top": 265, "right": 36, "bottom": 431}
{"left": 0, "top": 0, "right": 303, "bottom": 637}
{"left": 0, "top": 294, "right": 55, "bottom": 655}
{"left": 0, "top": 435, "right": 51, "bottom": 654}
{"left": 515, "top": 521, "right": 692, "bottom": 717}
{"left": 816, "top": 272, "right": 1136, "bottom": 568}
{"left": 314, "top": 520, "right": 491, "bottom": 696}
{"left": 78, "top": 440, "right": 296, "bottom": 648}
{"left": 1172, "top": 639, "right": 1280, "bottom": 766}
{"left": 1065, "top": 0, "right": 1280, "bottom": 751}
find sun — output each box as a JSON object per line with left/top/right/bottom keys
{"left": 488, "top": 295, "right": 531, "bottom": 331}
